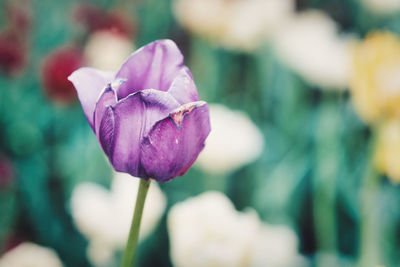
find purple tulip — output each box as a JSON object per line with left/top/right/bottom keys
{"left": 68, "top": 40, "right": 210, "bottom": 182}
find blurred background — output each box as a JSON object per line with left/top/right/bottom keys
{"left": 1, "top": 0, "right": 400, "bottom": 266}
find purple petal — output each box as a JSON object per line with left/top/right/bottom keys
{"left": 93, "top": 87, "right": 117, "bottom": 138}
{"left": 68, "top": 67, "right": 115, "bottom": 128}
{"left": 98, "top": 106, "right": 115, "bottom": 157}
{"left": 115, "top": 39, "right": 185, "bottom": 99}
{"left": 98, "top": 89, "right": 180, "bottom": 177}
{"left": 168, "top": 67, "right": 199, "bottom": 104}
{"left": 140, "top": 102, "right": 211, "bottom": 182}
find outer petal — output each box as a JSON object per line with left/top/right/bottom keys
{"left": 168, "top": 67, "right": 199, "bottom": 105}
{"left": 98, "top": 89, "right": 180, "bottom": 177}
{"left": 68, "top": 67, "right": 115, "bottom": 128}
{"left": 93, "top": 86, "right": 117, "bottom": 138}
{"left": 140, "top": 102, "right": 211, "bottom": 182}
{"left": 115, "top": 39, "right": 185, "bottom": 99}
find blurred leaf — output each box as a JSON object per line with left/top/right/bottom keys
{"left": 0, "top": 187, "right": 17, "bottom": 251}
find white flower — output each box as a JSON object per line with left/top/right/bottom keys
{"left": 168, "top": 191, "right": 304, "bottom": 267}
{"left": 173, "top": 0, "right": 295, "bottom": 51}
{"left": 70, "top": 172, "right": 166, "bottom": 266}
{"left": 0, "top": 242, "right": 63, "bottom": 267}
{"left": 273, "top": 10, "right": 353, "bottom": 90}
{"left": 250, "top": 226, "right": 305, "bottom": 267}
{"left": 220, "top": 0, "right": 295, "bottom": 51}
{"left": 195, "top": 104, "right": 264, "bottom": 175}
{"left": 84, "top": 31, "right": 134, "bottom": 71}
{"left": 360, "top": 0, "right": 400, "bottom": 15}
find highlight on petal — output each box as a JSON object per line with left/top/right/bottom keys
{"left": 168, "top": 67, "right": 199, "bottom": 105}
{"left": 140, "top": 101, "right": 211, "bottom": 182}
{"left": 115, "top": 39, "right": 185, "bottom": 99}
{"left": 68, "top": 67, "right": 115, "bottom": 128}
{"left": 98, "top": 89, "right": 180, "bottom": 176}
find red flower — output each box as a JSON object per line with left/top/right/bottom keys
{"left": 0, "top": 32, "right": 27, "bottom": 75}
{"left": 0, "top": 0, "right": 31, "bottom": 75}
{"left": 41, "top": 46, "right": 83, "bottom": 103}
{"left": 74, "top": 4, "right": 135, "bottom": 37}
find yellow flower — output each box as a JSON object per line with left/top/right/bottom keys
{"left": 350, "top": 32, "right": 400, "bottom": 125}
{"left": 374, "top": 119, "right": 400, "bottom": 183}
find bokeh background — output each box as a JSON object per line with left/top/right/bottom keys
{"left": 1, "top": 0, "right": 400, "bottom": 266}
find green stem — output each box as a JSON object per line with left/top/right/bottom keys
{"left": 312, "top": 97, "right": 340, "bottom": 264}
{"left": 358, "top": 147, "right": 381, "bottom": 267}
{"left": 121, "top": 179, "right": 151, "bottom": 267}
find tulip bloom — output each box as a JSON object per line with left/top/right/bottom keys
{"left": 68, "top": 39, "right": 210, "bottom": 182}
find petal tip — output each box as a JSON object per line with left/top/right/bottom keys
{"left": 156, "top": 39, "right": 178, "bottom": 48}
{"left": 67, "top": 69, "right": 79, "bottom": 83}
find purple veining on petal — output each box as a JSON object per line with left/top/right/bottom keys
{"left": 115, "top": 39, "right": 185, "bottom": 99}
{"left": 168, "top": 67, "right": 199, "bottom": 105}
{"left": 99, "top": 106, "right": 115, "bottom": 158}
{"left": 99, "top": 89, "right": 180, "bottom": 176}
{"left": 93, "top": 86, "right": 117, "bottom": 137}
{"left": 68, "top": 67, "right": 115, "bottom": 129}
{"left": 140, "top": 101, "right": 211, "bottom": 182}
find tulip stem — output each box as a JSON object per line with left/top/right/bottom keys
{"left": 121, "top": 178, "right": 151, "bottom": 267}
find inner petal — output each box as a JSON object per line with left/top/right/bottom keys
{"left": 115, "top": 39, "right": 185, "bottom": 100}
